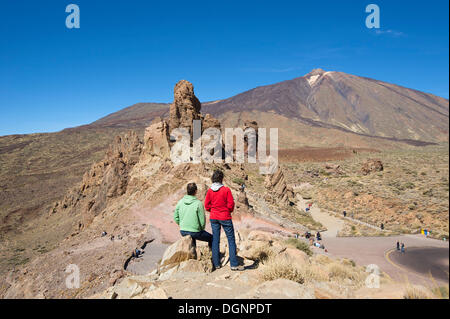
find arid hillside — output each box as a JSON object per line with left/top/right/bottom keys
{"left": 0, "top": 72, "right": 448, "bottom": 284}
{"left": 203, "top": 69, "right": 449, "bottom": 144}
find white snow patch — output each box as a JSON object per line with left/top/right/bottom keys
{"left": 307, "top": 75, "right": 320, "bottom": 86}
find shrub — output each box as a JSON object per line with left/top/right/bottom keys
{"left": 260, "top": 257, "right": 305, "bottom": 284}
{"left": 403, "top": 285, "right": 432, "bottom": 299}
{"left": 327, "top": 263, "right": 363, "bottom": 282}
{"left": 285, "top": 238, "right": 312, "bottom": 256}
{"left": 251, "top": 245, "right": 274, "bottom": 263}
{"left": 432, "top": 286, "right": 449, "bottom": 299}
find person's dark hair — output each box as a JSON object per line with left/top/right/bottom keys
{"left": 187, "top": 183, "right": 197, "bottom": 196}
{"left": 211, "top": 170, "right": 224, "bottom": 183}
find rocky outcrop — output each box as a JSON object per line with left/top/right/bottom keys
{"left": 361, "top": 159, "right": 384, "bottom": 175}
{"left": 169, "top": 80, "right": 202, "bottom": 135}
{"left": 202, "top": 113, "right": 221, "bottom": 131}
{"left": 324, "top": 163, "right": 343, "bottom": 176}
{"left": 264, "top": 166, "right": 294, "bottom": 206}
{"left": 50, "top": 131, "right": 143, "bottom": 228}
{"left": 142, "top": 117, "right": 171, "bottom": 159}
{"left": 236, "top": 190, "right": 250, "bottom": 212}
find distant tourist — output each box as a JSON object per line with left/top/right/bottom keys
{"left": 174, "top": 182, "right": 213, "bottom": 249}
{"left": 401, "top": 243, "right": 405, "bottom": 253}
{"left": 380, "top": 223, "right": 384, "bottom": 230}
{"left": 316, "top": 232, "right": 321, "bottom": 241}
{"left": 396, "top": 241, "right": 400, "bottom": 251}
{"left": 205, "top": 170, "right": 244, "bottom": 271}
{"left": 132, "top": 248, "right": 142, "bottom": 258}
{"left": 343, "top": 211, "right": 347, "bottom": 218}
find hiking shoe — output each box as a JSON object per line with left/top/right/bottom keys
{"left": 213, "top": 265, "right": 222, "bottom": 271}
{"left": 230, "top": 265, "right": 245, "bottom": 271}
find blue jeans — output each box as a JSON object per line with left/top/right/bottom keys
{"left": 180, "top": 230, "right": 213, "bottom": 248}
{"left": 210, "top": 219, "right": 238, "bottom": 267}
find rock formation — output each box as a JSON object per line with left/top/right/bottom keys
{"left": 50, "top": 131, "right": 143, "bottom": 228}
{"left": 264, "top": 166, "right": 294, "bottom": 206}
{"left": 361, "top": 159, "right": 384, "bottom": 175}
{"left": 202, "top": 113, "right": 221, "bottom": 132}
{"left": 169, "top": 80, "right": 202, "bottom": 135}
{"left": 323, "top": 163, "right": 343, "bottom": 176}
{"left": 142, "top": 117, "right": 171, "bottom": 159}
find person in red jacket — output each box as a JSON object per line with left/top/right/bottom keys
{"left": 204, "top": 170, "right": 244, "bottom": 271}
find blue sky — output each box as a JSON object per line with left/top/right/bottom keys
{"left": 0, "top": 0, "right": 448, "bottom": 135}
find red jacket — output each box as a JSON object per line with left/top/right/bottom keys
{"left": 204, "top": 186, "right": 235, "bottom": 220}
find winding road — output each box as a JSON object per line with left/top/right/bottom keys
{"left": 297, "top": 194, "right": 449, "bottom": 287}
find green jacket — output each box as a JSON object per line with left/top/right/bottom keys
{"left": 173, "top": 195, "right": 206, "bottom": 232}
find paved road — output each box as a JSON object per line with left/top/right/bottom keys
{"left": 388, "top": 246, "right": 449, "bottom": 283}
{"left": 296, "top": 194, "right": 449, "bottom": 286}
{"left": 321, "top": 234, "right": 449, "bottom": 286}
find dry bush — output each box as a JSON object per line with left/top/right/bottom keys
{"left": 432, "top": 286, "right": 449, "bottom": 299}
{"left": 259, "top": 256, "right": 305, "bottom": 284}
{"left": 197, "top": 246, "right": 212, "bottom": 262}
{"left": 403, "top": 285, "right": 433, "bottom": 299}
{"left": 260, "top": 254, "right": 330, "bottom": 284}
{"left": 300, "top": 263, "right": 329, "bottom": 283}
{"left": 285, "top": 238, "right": 313, "bottom": 256}
{"left": 252, "top": 245, "right": 275, "bottom": 263}
{"left": 326, "top": 262, "right": 365, "bottom": 283}
{"left": 312, "top": 254, "right": 333, "bottom": 265}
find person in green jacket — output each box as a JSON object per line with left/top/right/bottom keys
{"left": 174, "top": 183, "right": 213, "bottom": 248}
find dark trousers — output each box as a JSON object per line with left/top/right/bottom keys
{"left": 180, "top": 230, "right": 213, "bottom": 248}
{"left": 210, "top": 219, "right": 238, "bottom": 267}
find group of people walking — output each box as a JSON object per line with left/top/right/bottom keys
{"left": 173, "top": 170, "right": 245, "bottom": 271}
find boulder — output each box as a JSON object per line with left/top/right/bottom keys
{"left": 278, "top": 247, "right": 309, "bottom": 265}
{"left": 361, "top": 159, "right": 383, "bottom": 175}
{"left": 160, "top": 236, "right": 197, "bottom": 268}
{"left": 112, "top": 278, "right": 144, "bottom": 299}
{"left": 247, "top": 230, "right": 273, "bottom": 242}
{"left": 177, "top": 259, "right": 213, "bottom": 273}
{"left": 239, "top": 240, "right": 271, "bottom": 261}
{"left": 133, "top": 287, "right": 168, "bottom": 299}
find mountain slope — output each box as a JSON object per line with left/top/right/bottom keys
{"left": 202, "top": 69, "right": 449, "bottom": 143}
{"left": 89, "top": 69, "right": 448, "bottom": 144}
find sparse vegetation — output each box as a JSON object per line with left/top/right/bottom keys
{"left": 260, "top": 256, "right": 305, "bottom": 283}
{"left": 285, "top": 238, "right": 312, "bottom": 256}
{"left": 282, "top": 145, "right": 449, "bottom": 238}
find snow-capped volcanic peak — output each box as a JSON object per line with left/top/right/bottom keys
{"left": 305, "top": 68, "right": 336, "bottom": 86}
{"left": 307, "top": 74, "right": 321, "bottom": 86}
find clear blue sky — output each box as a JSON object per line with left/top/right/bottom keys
{"left": 0, "top": 0, "right": 448, "bottom": 135}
